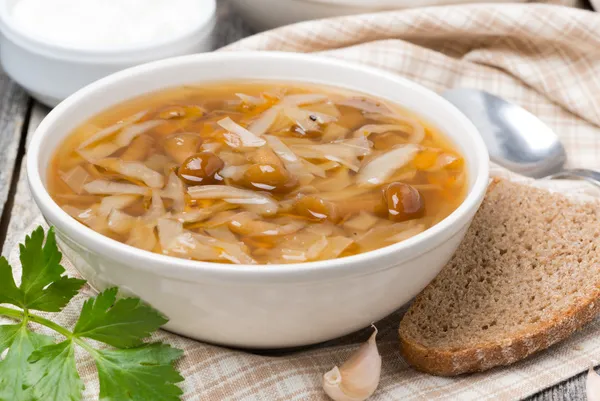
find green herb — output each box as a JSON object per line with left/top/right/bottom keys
{"left": 0, "top": 226, "right": 184, "bottom": 401}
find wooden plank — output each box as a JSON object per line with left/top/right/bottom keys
{"left": 529, "top": 373, "right": 587, "bottom": 401}
{"left": 25, "top": 103, "right": 50, "bottom": 149}
{"left": 0, "top": 73, "right": 30, "bottom": 243}
{"left": 1, "top": 102, "right": 45, "bottom": 256}
{"left": 213, "top": 0, "right": 255, "bottom": 48}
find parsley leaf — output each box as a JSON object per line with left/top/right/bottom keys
{"left": 18, "top": 227, "right": 85, "bottom": 312}
{"left": 0, "top": 324, "right": 19, "bottom": 353}
{"left": 0, "top": 324, "right": 53, "bottom": 401}
{"left": 95, "top": 344, "right": 184, "bottom": 401}
{"left": 73, "top": 288, "right": 168, "bottom": 348}
{"left": 27, "top": 341, "right": 83, "bottom": 401}
{"left": 0, "top": 258, "right": 21, "bottom": 306}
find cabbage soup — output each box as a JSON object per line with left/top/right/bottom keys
{"left": 48, "top": 82, "right": 467, "bottom": 264}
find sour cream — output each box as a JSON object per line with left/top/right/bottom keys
{"left": 11, "top": 0, "right": 206, "bottom": 50}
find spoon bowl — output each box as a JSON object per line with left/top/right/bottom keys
{"left": 442, "top": 88, "right": 567, "bottom": 178}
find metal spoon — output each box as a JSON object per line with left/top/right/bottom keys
{"left": 442, "top": 88, "right": 600, "bottom": 187}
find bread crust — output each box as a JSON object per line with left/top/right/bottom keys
{"left": 399, "top": 289, "right": 600, "bottom": 376}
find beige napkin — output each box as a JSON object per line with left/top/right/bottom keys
{"left": 5, "top": 2, "right": 600, "bottom": 400}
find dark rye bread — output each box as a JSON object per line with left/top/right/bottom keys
{"left": 399, "top": 178, "right": 600, "bottom": 376}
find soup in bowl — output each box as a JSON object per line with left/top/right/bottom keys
{"left": 48, "top": 82, "right": 467, "bottom": 265}
{"left": 28, "top": 52, "right": 488, "bottom": 348}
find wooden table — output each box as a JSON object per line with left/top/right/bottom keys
{"left": 0, "top": 1, "right": 592, "bottom": 400}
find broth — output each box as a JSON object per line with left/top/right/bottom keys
{"left": 48, "top": 82, "right": 467, "bottom": 265}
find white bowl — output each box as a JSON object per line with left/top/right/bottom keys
{"left": 27, "top": 52, "right": 489, "bottom": 348}
{"left": 0, "top": 0, "right": 216, "bottom": 107}
{"left": 230, "top": 0, "right": 528, "bottom": 31}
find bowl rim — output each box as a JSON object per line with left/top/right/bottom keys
{"left": 297, "top": 0, "right": 436, "bottom": 6}
{"left": 270, "top": 0, "right": 497, "bottom": 8}
{"left": 27, "top": 51, "right": 489, "bottom": 280}
{"left": 0, "top": 0, "right": 216, "bottom": 61}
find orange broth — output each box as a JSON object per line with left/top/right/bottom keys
{"left": 48, "top": 82, "right": 467, "bottom": 264}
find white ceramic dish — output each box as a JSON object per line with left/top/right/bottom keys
{"left": 230, "top": 0, "right": 528, "bottom": 31}
{"left": 27, "top": 52, "right": 489, "bottom": 348}
{"left": 0, "top": 0, "right": 216, "bottom": 107}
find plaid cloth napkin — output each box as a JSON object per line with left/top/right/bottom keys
{"left": 6, "top": 1, "right": 600, "bottom": 400}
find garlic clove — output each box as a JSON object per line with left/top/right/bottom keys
{"left": 587, "top": 367, "right": 600, "bottom": 401}
{"left": 323, "top": 326, "right": 382, "bottom": 401}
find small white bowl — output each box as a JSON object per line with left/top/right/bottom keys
{"left": 0, "top": 0, "right": 216, "bottom": 107}
{"left": 27, "top": 52, "right": 489, "bottom": 348}
{"left": 230, "top": 0, "right": 528, "bottom": 31}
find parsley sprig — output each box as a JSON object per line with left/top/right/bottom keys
{"left": 0, "top": 226, "right": 184, "bottom": 401}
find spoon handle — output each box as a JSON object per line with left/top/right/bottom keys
{"left": 543, "top": 169, "right": 600, "bottom": 188}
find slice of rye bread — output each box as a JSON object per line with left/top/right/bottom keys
{"left": 398, "top": 178, "right": 600, "bottom": 376}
